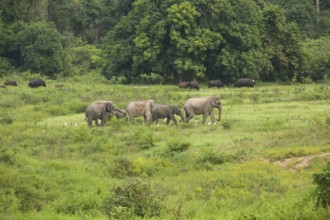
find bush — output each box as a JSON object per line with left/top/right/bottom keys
{"left": 313, "top": 162, "right": 330, "bottom": 208}
{"left": 166, "top": 139, "right": 191, "bottom": 153}
{"left": 107, "top": 179, "right": 161, "bottom": 219}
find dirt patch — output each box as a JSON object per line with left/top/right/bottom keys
{"left": 265, "top": 153, "right": 330, "bottom": 169}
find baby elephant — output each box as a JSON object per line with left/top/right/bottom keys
{"left": 149, "top": 104, "right": 184, "bottom": 126}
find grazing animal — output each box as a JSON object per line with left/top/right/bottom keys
{"left": 178, "top": 81, "right": 190, "bottom": 89}
{"left": 184, "top": 96, "right": 222, "bottom": 125}
{"left": 189, "top": 80, "right": 200, "bottom": 90}
{"left": 85, "top": 101, "right": 116, "bottom": 127}
{"left": 126, "top": 100, "right": 154, "bottom": 124}
{"left": 208, "top": 80, "right": 224, "bottom": 88}
{"left": 4, "top": 80, "right": 17, "bottom": 86}
{"left": 28, "top": 79, "right": 46, "bottom": 88}
{"left": 149, "top": 104, "right": 184, "bottom": 126}
{"left": 235, "top": 78, "right": 255, "bottom": 88}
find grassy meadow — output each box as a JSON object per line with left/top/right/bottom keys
{"left": 1, "top": 77, "right": 330, "bottom": 219}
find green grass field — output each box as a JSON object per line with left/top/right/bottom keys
{"left": 1, "top": 79, "right": 330, "bottom": 219}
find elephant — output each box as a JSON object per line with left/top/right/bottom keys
{"left": 178, "top": 81, "right": 190, "bottom": 89}
{"left": 235, "top": 78, "right": 255, "bottom": 88}
{"left": 4, "top": 80, "right": 17, "bottom": 86}
{"left": 189, "top": 80, "right": 200, "bottom": 90}
{"left": 208, "top": 80, "right": 224, "bottom": 88}
{"left": 28, "top": 79, "right": 46, "bottom": 88}
{"left": 85, "top": 101, "right": 116, "bottom": 127}
{"left": 126, "top": 100, "right": 154, "bottom": 124}
{"left": 149, "top": 104, "right": 184, "bottom": 126}
{"left": 184, "top": 96, "right": 222, "bottom": 125}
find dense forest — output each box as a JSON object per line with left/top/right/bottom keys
{"left": 1, "top": 0, "right": 330, "bottom": 84}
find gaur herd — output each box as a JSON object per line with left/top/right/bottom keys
{"left": 178, "top": 78, "right": 255, "bottom": 90}
{"left": 1, "top": 79, "right": 47, "bottom": 88}
{"left": 1, "top": 77, "right": 255, "bottom": 127}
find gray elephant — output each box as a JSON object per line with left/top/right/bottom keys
{"left": 85, "top": 101, "right": 116, "bottom": 127}
{"left": 149, "top": 104, "right": 184, "bottom": 126}
{"left": 184, "top": 96, "right": 222, "bottom": 125}
{"left": 235, "top": 78, "right": 255, "bottom": 87}
{"left": 126, "top": 100, "right": 154, "bottom": 124}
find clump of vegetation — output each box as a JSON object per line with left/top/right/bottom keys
{"left": 166, "top": 139, "right": 191, "bottom": 153}
{"left": 313, "top": 162, "right": 330, "bottom": 208}
{"left": 221, "top": 118, "right": 232, "bottom": 130}
{"left": 107, "top": 179, "right": 161, "bottom": 219}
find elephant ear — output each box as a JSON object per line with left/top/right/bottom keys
{"left": 106, "top": 103, "right": 114, "bottom": 112}
{"left": 211, "top": 96, "right": 220, "bottom": 106}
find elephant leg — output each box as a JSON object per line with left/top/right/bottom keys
{"left": 166, "top": 116, "right": 171, "bottom": 125}
{"left": 209, "top": 111, "right": 216, "bottom": 124}
{"left": 185, "top": 111, "right": 195, "bottom": 123}
{"left": 95, "top": 119, "right": 99, "bottom": 126}
{"left": 170, "top": 115, "right": 178, "bottom": 126}
{"left": 202, "top": 112, "right": 209, "bottom": 124}
{"left": 101, "top": 114, "right": 107, "bottom": 126}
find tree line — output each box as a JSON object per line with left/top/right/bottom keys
{"left": 0, "top": 0, "right": 329, "bottom": 84}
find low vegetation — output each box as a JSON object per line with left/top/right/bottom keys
{"left": 0, "top": 77, "right": 330, "bottom": 219}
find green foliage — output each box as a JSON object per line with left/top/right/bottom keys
{"left": 166, "top": 139, "right": 191, "bottom": 153}
{"left": 107, "top": 179, "right": 161, "bottom": 219}
{"left": 0, "top": 57, "right": 13, "bottom": 77}
{"left": 301, "top": 37, "right": 330, "bottom": 81}
{"left": 16, "top": 22, "right": 64, "bottom": 76}
{"left": 313, "top": 162, "right": 330, "bottom": 208}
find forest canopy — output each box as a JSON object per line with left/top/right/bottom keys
{"left": 0, "top": 0, "right": 330, "bottom": 83}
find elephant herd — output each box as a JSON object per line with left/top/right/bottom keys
{"left": 85, "top": 96, "right": 222, "bottom": 127}
{"left": 178, "top": 78, "right": 255, "bottom": 89}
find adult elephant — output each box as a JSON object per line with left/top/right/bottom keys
{"left": 126, "top": 100, "right": 154, "bottom": 124}
{"left": 235, "top": 78, "right": 255, "bottom": 88}
{"left": 208, "top": 80, "right": 224, "bottom": 88}
{"left": 85, "top": 101, "right": 116, "bottom": 127}
{"left": 149, "top": 104, "right": 184, "bottom": 126}
{"left": 184, "top": 96, "right": 222, "bottom": 125}
{"left": 28, "top": 79, "right": 46, "bottom": 88}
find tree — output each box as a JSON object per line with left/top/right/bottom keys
{"left": 261, "top": 4, "right": 302, "bottom": 82}
{"left": 301, "top": 36, "right": 330, "bottom": 81}
{"left": 16, "top": 21, "right": 64, "bottom": 76}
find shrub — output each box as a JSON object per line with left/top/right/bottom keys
{"left": 126, "top": 130, "right": 155, "bottom": 150}
{"left": 112, "top": 157, "right": 133, "bottom": 178}
{"left": 313, "top": 162, "right": 330, "bottom": 208}
{"left": 167, "top": 139, "right": 191, "bottom": 153}
{"left": 107, "top": 179, "right": 161, "bottom": 219}
{"left": 221, "top": 118, "right": 232, "bottom": 130}
{"left": 0, "top": 115, "right": 14, "bottom": 125}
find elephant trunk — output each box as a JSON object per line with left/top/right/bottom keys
{"left": 217, "top": 103, "right": 222, "bottom": 122}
